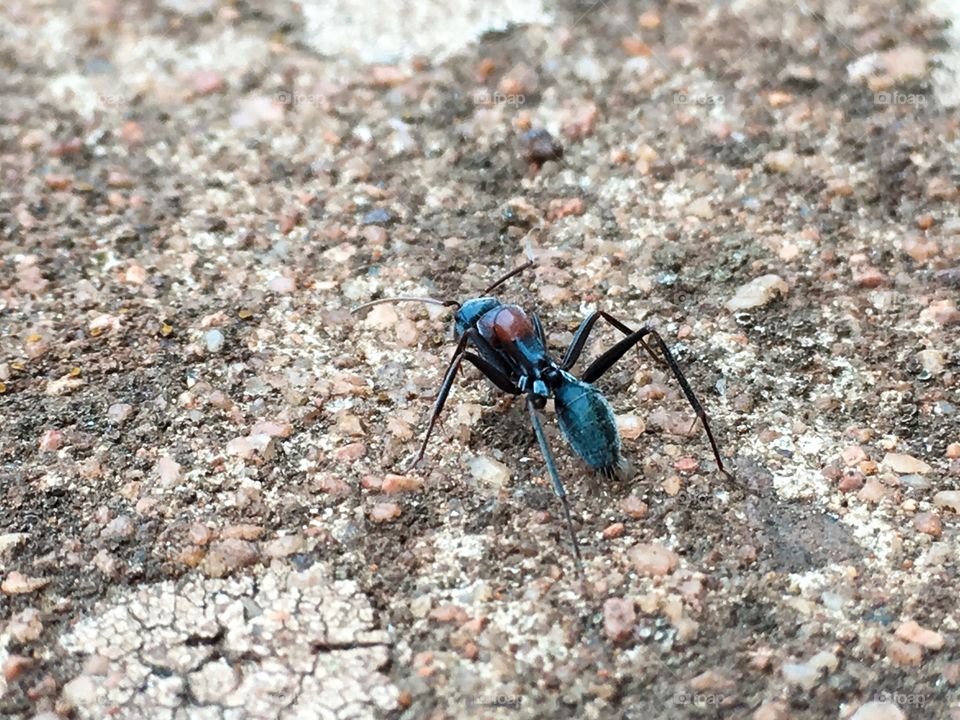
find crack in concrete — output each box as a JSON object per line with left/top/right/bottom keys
{"left": 57, "top": 563, "right": 398, "bottom": 719}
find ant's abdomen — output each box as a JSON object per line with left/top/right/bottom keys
{"left": 554, "top": 379, "right": 630, "bottom": 479}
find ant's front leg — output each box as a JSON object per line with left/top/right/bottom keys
{"left": 405, "top": 333, "right": 471, "bottom": 472}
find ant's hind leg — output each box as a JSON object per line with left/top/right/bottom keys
{"left": 580, "top": 324, "right": 728, "bottom": 476}
{"left": 561, "top": 311, "right": 663, "bottom": 371}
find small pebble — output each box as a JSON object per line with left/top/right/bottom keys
{"left": 93, "top": 549, "right": 121, "bottom": 578}
{"left": 469, "top": 455, "right": 511, "bottom": 487}
{"left": 764, "top": 149, "right": 797, "bottom": 173}
{"left": 841, "top": 445, "right": 867, "bottom": 466}
{"left": 619, "top": 496, "right": 648, "bottom": 519}
{"left": 362, "top": 208, "right": 393, "bottom": 225}
{"left": 62, "top": 675, "right": 98, "bottom": 707}
{"left": 107, "top": 403, "right": 133, "bottom": 423}
{"left": 628, "top": 542, "right": 679, "bottom": 576}
{"left": 267, "top": 275, "right": 295, "bottom": 293}
{"left": 689, "top": 669, "right": 734, "bottom": 691}
{"left": 933, "top": 491, "right": 960, "bottom": 513}
{"left": 0, "top": 533, "right": 28, "bottom": 556}
{"left": 428, "top": 604, "right": 468, "bottom": 624}
{"left": 249, "top": 420, "right": 292, "bottom": 437}
{"left": 726, "top": 275, "right": 789, "bottom": 311}
{"left": 499, "top": 62, "right": 538, "bottom": 95}
{"left": 363, "top": 225, "right": 388, "bottom": 245}
{"left": 839, "top": 470, "right": 864, "bottom": 493}
{"left": 859, "top": 479, "right": 887, "bottom": 503}
{"left": 382, "top": 474, "right": 424, "bottom": 493}
{"left": 921, "top": 299, "right": 960, "bottom": 326}
{"left": 203, "top": 329, "right": 224, "bottom": 353}
{"left": 192, "top": 69, "right": 225, "bottom": 95}
{"left": 601, "top": 522, "right": 625, "bottom": 540}
{"left": 674, "top": 457, "right": 699, "bottom": 473}
{"left": 895, "top": 620, "right": 944, "bottom": 650}
{"left": 100, "top": 515, "right": 135, "bottom": 540}
{"left": 519, "top": 129, "right": 563, "bottom": 168}
{"left": 369, "top": 502, "right": 402, "bottom": 523}
{"left": 157, "top": 455, "right": 181, "bottom": 486}
{"left": 39, "top": 429, "right": 62, "bottom": 452}
{"left": 3, "top": 655, "right": 33, "bottom": 682}
{"left": 221, "top": 524, "right": 264, "bottom": 540}
{"left": 201, "top": 539, "right": 260, "bottom": 578}
{"left": 2, "top": 571, "right": 50, "bottom": 594}
{"left": 616, "top": 414, "right": 645, "bottom": 439}
{"left": 364, "top": 303, "right": 398, "bottom": 330}
{"left": 913, "top": 512, "right": 941, "bottom": 538}
{"left": 850, "top": 701, "right": 907, "bottom": 720}
{"left": 334, "top": 442, "right": 366, "bottom": 461}
{"left": 263, "top": 534, "right": 305, "bottom": 558}
{"left": 7, "top": 608, "right": 43, "bottom": 642}
{"left": 687, "top": 197, "right": 713, "bottom": 220}
{"left": 395, "top": 319, "right": 419, "bottom": 347}
{"left": 44, "top": 173, "right": 73, "bottom": 190}
{"left": 887, "top": 640, "right": 922, "bottom": 667}
{"left": 188, "top": 523, "right": 213, "bottom": 546}
{"left": 602, "top": 597, "right": 636, "bottom": 643}
{"left": 881, "top": 452, "right": 931, "bottom": 474}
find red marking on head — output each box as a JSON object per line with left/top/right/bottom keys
{"left": 490, "top": 305, "right": 534, "bottom": 343}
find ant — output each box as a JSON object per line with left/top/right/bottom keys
{"left": 352, "top": 255, "right": 728, "bottom": 578}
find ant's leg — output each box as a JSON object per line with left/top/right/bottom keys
{"left": 463, "top": 352, "right": 520, "bottom": 395}
{"left": 561, "top": 311, "right": 662, "bottom": 371}
{"left": 532, "top": 313, "right": 546, "bottom": 345}
{"left": 581, "top": 325, "right": 727, "bottom": 476}
{"left": 406, "top": 333, "right": 471, "bottom": 471}
{"left": 526, "top": 396, "right": 584, "bottom": 578}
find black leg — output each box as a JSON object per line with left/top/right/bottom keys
{"left": 532, "top": 313, "right": 546, "bottom": 345}
{"left": 581, "top": 325, "right": 728, "bottom": 476}
{"left": 561, "top": 311, "right": 662, "bottom": 371}
{"left": 405, "top": 333, "right": 471, "bottom": 471}
{"left": 526, "top": 396, "right": 584, "bottom": 578}
{"left": 463, "top": 352, "right": 520, "bottom": 395}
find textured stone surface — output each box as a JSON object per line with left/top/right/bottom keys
{"left": 58, "top": 564, "right": 397, "bottom": 719}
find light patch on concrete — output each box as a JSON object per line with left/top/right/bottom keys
{"left": 931, "top": 0, "right": 960, "bottom": 107}
{"left": 300, "top": 0, "right": 552, "bottom": 63}
{"left": 58, "top": 564, "right": 397, "bottom": 719}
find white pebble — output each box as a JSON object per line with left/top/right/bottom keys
{"left": 205, "top": 329, "right": 225, "bottom": 353}
{"left": 725, "top": 275, "right": 788, "bottom": 311}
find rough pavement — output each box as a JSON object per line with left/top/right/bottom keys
{"left": 1, "top": 1, "right": 959, "bottom": 719}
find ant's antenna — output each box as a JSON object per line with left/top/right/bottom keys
{"left": 351, "top": 297, "right": 460, "bottom": 314}
{"left": 480, "top": 224, "right": 542, "bottom": 295}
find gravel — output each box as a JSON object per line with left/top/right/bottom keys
{"left": 1, "top": 0, "right": 959, "bottom": 719}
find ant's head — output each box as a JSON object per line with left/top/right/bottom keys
{"left": 454, "top": 297, "right": 499, "bottom": 338}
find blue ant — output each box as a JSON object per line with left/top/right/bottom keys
{"left": 353, "top": 258, "right": 727, "bottom": 576}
